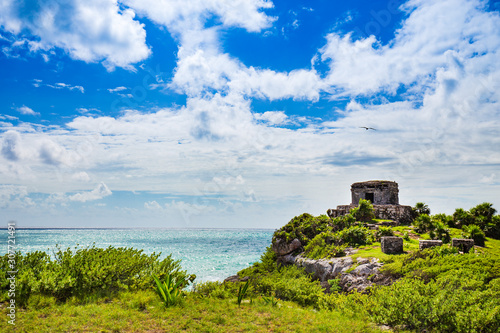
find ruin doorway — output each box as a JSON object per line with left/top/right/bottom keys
{"left": 365, "top": 193, "right": 374, "bottom": 203}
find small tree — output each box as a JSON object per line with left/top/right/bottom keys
{"left": 351, "top": 199, "right": 375, "bottom": 222}
{"left": 413, "top": 202, "right": 430, "bottom": 217}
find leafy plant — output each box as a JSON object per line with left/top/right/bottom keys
{"left": 262, "top": 294, "right": 279, "bottom": 307}
{"left": 304, "top": 231, "right": 346, "bottom": 259}
{"left": 402, "top": 231, "right": 410, "bottom": 241}
{"left": 429, "top": 221, "right": 451, "bottom": 243}
{"left": 462, "top": 224, "right": 486, "bottom": 247}
{"left": 237, "top": 280, "right": 250, "bottom": 306}
{"left": 0, "top": 246, "right": 194, "bottom": 306}
{"left": 375, "top": 226, "right": 394, "bottom": 241}
{"left": 152, "top": 273, "right": 188, "bottom": 307}
{"left": 339, "top": 226, "right": 373, "bottom": 247}
{"left": 412, "top": 202, "right": 431, "bottom": 217}
{"left": 351, "top": 199, "right": 375, "bottom": 222}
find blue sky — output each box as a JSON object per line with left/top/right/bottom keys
{"left": 1, "top": 0, "right": 500, "bottom": 228}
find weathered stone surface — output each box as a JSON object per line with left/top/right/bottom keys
{"left": 381, "top": 236, "right": 403, "bottom": 254}
{"left": 419, "top": 240, "right": 443, "bottom": 250}
{"left": 351, "top": 180, "right": 399, "bottom": 205}
{"left": 224, "top": 275, "right": 249, "bottom": 283}
{"left": 452, "top": 238, "right": 474, "bottom": 253}
{"left": 294, "top": 255, "right": 354, "bottom": 282}
{"left": 272, "top": 238, "right": 302, "bottom": 256}
{"left": 327, "top": 181, "right": 413, "bottom": 224}
{"left": 339, "top": 258, "right": 384, "bottom": 292}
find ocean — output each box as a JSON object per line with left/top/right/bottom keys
{"left": 2, "top": 228, "right": 275, "bottom": 283}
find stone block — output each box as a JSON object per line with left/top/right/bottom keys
{"left": 381, "top": 236, "right": 403, "bottom": 254}
{"left": 452, "top": 238, "right": 474, "bottom": 253}
{"left": 419, "top": 240, "right": 443, "bottom": 250}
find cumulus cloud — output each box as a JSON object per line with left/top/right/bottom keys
{"left": 319, "top": 0, "right": 500, "bottom": 96}
{"left": 123, "top": 0, "right": 275, "bottom": 34}
{"left": 16, "top": 106, "right": 39, "bottom": 116}
{"left": 0, "top": 0, "right": 151, "bottom": 70}
{"left": 1, "top": 130, "right": 22, "bottom": 161}
{"left": 69, "top": 182, "right": 112, "bottom": 202}
{"left": 253, "top": 111, "right": 288, "bottom": 125}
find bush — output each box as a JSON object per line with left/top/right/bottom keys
{"left": 452, "top": 203, "right": 500, "bottom": 239}
{"left": 462, "top": 224, "right": 486, "bottom": 247}
{"left": 331, "top": 213, "right": 356, "bottom": 232}
{"left": 272, "top": 213, "right": 331, "bottom": 247}
{"left": 413, "top": 214, "right": 433, "bottom": 233}
{"left": 0, "top": 246, "right": 194, "bottom": 306}
{"left": 192, "top": 281, "right": 235, "bottom": 299}
{"left": 429, "top": 221, "right": 451, "bottom": 243}
{"left": 255, "top": 265, "right": 324, "bottom": 308}
{"left": 433, "top": 213, "right": 454, "bottom": 228}
{"left": 304, "top": 232, "right": 346, "bottom": 259}
{"left": 412, "top": 202, "right": 431, "bottom": 217}
{"left": 375, "top": 226, "right": 394, "bottom": 241}
{"left": 339, "top": 226, "right": 373, "bottom": 247}
{"left": 351, "top": 199, "right": 375, "bottom": 222}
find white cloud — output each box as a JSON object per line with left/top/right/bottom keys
{"left": 108, "top": 86, "right": 128, "bottom": 93}
{"left": 123, "top": 0, "right": 275, "bottom": 34}
{"left": 319, "top": 0, "right": 500, "bottom": 96}
{"left": 16, "top": 106, "right": 39, "bottom": 116}
{"left": 254, "top": 111, "right": 288, "bottom": 125}
{"left": 71, "top": 171, "right": 91, "bottom": 182}
{"left": 69, "top": 182, "right": 112, "bottom": 202}
{"left": 144, "top": 200, "right": 162, "bottom": 210}
{"left": 0, "top": 0, "right": 151, "bottom": 70}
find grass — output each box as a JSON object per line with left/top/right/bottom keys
{"left": 2, "top": 290, "right": 384, "bottom": 333}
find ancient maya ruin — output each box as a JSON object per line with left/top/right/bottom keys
{"left": 327, "top": 180, "right": 413, "bottom": 224}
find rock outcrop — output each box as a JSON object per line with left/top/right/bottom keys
{"left": 278, "top": 253, "right": 389, "bottom": 293}
{"left": 272, "top": 238, "right": 302, "bottom": 256}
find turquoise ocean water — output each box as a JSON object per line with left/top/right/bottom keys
{"left": 3, "top": 228, "right": 274, "bottom": 283}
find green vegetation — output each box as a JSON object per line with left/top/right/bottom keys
{"left": 351, "top": 199, "right": 376, "bottom": 222}
{"left": 0, "top": 245, "right": 195, "bottom": 306}
{"left": 152, "top": 273, "right": 190, "bottom": 307}
{"left": 3, "top": 202, "right": 500, "bottom": 332}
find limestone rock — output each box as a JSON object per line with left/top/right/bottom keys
{"left": 272, "top": 238, "right": 302, "bottom": 256}
{"left": 452, "top": 238, "right": 474, "bottom": 253}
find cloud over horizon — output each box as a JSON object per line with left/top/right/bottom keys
{"left": 0, "top": 0, "right": 499, "bottom": 227}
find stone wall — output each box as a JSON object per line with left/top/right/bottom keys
{"left": 351, "top": 180, "right": 399, "bottom": 205}
{"left": 327, "top": 204, "right": 413, "bottom": 225}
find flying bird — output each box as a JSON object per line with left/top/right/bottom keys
{"left": 360, "top": 127, "right": 377, "bottom": 131}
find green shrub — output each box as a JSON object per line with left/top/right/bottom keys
{"left": 433, "top": 213, "right": 454, "bottom": 228}
{"left": 462, "top": 224, "right": 486, "bottom": 247}
{"left": 331, "top": 213, "right": 356, "bottom": 232}
{"left": 237, "top": 245, "right": 277, "bottom": 278}
{"left": 272, "top": 213, "right": 331, "bottom": 247}
{"left": 192, "top": 281, "right": 234, "bottom": 299}
{"left": 375, "top": 226, "right": 394, "bottom": 241}
{"left": 339, "top": 226, "right": 373, "bottom": 247}
{"left": 351, "top": 199, "right": 375, "bottom": 222}
{"left": 304, "top": 231, "right": 346, "bottom": 259}
{"left": 0, "top": 246, "right": 194, "bottom": 306}
{"left": 255, "top": 265, "right": 324, "bottom": 308}
{"left": 429, "top": 221, "right": 451, "bottom": 243}
{"left": 412, "top": 202, "right": 431, "bottom": 217}
{"left": 413, "top": 214, "right": 433, "bottom": 233}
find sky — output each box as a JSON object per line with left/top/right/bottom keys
{"left": 0, "top": 0, "right": 500, "bottom": 229}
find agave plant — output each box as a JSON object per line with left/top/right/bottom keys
{"left": 152, "top": 273, "right": 186, "bottom": 307}
{"left": 262, "top": 295, "right": 279, "bottom": 307}
{"left": 237, "top": 280, "right": 250, "bottom": 306}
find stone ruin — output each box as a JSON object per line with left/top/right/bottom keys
{"left": 327, "top": 180, "right": 413, "bottom": 224}
{"left": 419, "top": 240, "right": 443, "bottom": 250}
{"left": 452, "top": 238, "right": 475, "bottom": 253}
{"left": 381, "top": 236, "right": 403, "bottom": 254}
